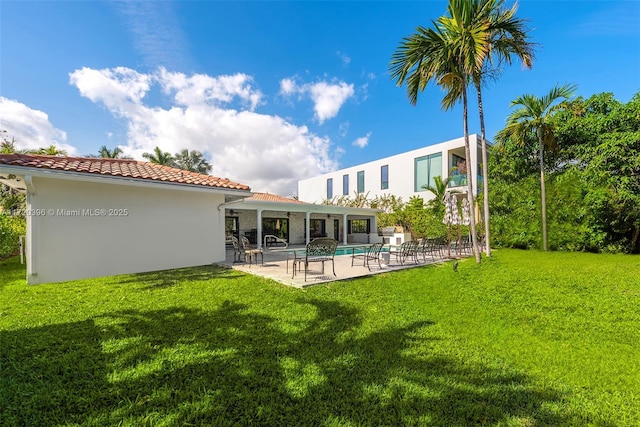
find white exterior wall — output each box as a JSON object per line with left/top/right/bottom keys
{"left": 26, "top": 177, "right": 226, "bottom": 284}
{"left": 298, "top": 135, "right": 481, "bottom": 204}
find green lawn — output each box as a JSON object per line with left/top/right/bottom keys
{"left": 1, "top": 250, "right": 639, "bottom": 426}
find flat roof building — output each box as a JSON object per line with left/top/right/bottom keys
{"left": 298, "top": 134, "right": 485, "bottom": 204}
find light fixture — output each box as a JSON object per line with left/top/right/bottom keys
{"left": 229, "top": 209, "right": 235, "bottom": 216}
{"left": 287, "top": 212, "right": 290, "bottom": 218}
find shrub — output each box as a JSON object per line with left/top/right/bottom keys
{"left": 0, "top": 214, "right": 26, "bottom": 258}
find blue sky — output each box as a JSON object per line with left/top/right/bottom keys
{"left": 1, "top": 0, "right": 638, "bottom": 196}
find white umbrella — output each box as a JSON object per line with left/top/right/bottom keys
{"left": 461, "top": 198, "right": 471, "bottom": 226}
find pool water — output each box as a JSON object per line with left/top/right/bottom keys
{"left": 334, "top": 246, "right": 389, "bottom": 256}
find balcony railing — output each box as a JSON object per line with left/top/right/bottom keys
{"left": 448, "top": 175, "right": 484, "bottom": 190}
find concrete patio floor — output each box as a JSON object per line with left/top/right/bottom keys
{"left": 218, "top": 244, "right": 461, "bottom": 289}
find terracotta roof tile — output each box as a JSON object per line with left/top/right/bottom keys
{"left": 246, "top": 192, "right": 308, "bottom": 204}
{"left": 0, "top": 154, "right": 251, "bottom": 191}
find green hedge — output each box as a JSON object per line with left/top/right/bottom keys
{"left": 0, "top": 214, "right": 26, "bottom": 258}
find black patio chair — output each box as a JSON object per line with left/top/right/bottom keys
{"left": 351, "top": 242, "right": 385, "bottom": 271}
{"left": 389, "top": 240, "right": 419, "bottom": 265}
{"left": 293, "top": 237, "right": 338, "bottom": 281}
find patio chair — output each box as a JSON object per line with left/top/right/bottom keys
{"left": 351, "top": 242, "right": 385, "bottom": 271}
{"left": 389, "top": 240, "right": 419, "bottom": 265}
{"left": 230, "top": 236, "right": 245, "bottom": 264}
{"left": 241, "top": 236, "right": 263, "bottom": 266}
{"left": 293, "top": 237, "right": 338, "bottom": 281}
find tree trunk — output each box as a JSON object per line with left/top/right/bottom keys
{"left": 537, "top": 127, "right": 548, "bottom": 251}
{"left": 463, "top": 85, "right": 481, "bottom": 263}
{"left": 475, "top": 82, "right": 491, "bottom": 257}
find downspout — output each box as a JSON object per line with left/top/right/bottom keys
{"left": 24, "top": 176, "right": 37, "bottom": 284}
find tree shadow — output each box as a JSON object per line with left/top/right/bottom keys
{"left": 2, "top": 299, "right": 598, "bottom": 426}
{"left": 112, "top": 264, "right": 240, "bottom": 290}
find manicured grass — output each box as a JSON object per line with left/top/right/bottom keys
{"left": 1, "top": 250, "right": 639, "bottom": 426}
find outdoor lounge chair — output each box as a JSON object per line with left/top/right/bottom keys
{"left": 241, "top": 236, "right": 264, "bottom": 266}
{"left": 389, "top": 240, "right": 419, "bottom": 265}
{"left": 351, "top": 242, "right": 385, "bottom": 271}
{"left": 292, "top": 237, "right": 338, "bottom": 281}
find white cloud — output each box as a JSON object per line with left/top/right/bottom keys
{"left": 352, "top": 132, "right": 371, "bottom": 149}
{"left": 114, "top": 1, "right": 192, "bottom": 70}
{"left": 338, "top": 122, "right": 349, "bottom": 138}
{"left": 279, "top": 78, "right": 297, "bottom": 96}
{"left": 336, "top": 51, "right": 351, "bottom": 66}
{"left": 0, "top": 97, "right": 77, "bottom": 155}
{"left": 308, "top": 81, "right": 354, "bottom": 124}
{"left": 279, "top": 77, "right": 355, "bottom": 124}
{"left": 69, "top": 67, "right": 339, "bottom": 195}
{"left": 157, "top": 68, "right": 263, "bottom": 110}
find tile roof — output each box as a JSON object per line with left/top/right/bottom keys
{"left": 0, "top": 154, "right": 250, "bottom": 191}
{"left": 246, "top": 192, "right": 308, "bottom": 204}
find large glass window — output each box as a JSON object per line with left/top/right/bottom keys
{"left": 262, "top": 218, "right": 289, "bottom": 241}
{"left": 326, "top": 178, "right": 333, "bottom": 199}
{"left": 357, "top": 170, "right": 365, "bottom": 193}
{"left": 342, "top": 174, "right": 349, "bottom": 195}
{"left": 381, "top": 165, "right": 389, "bottom": 190}
{"left": 306, "top": 219, "right": 326, "bottom": 238}
{"left": 414, "top": 153, "right": 442, "bottom": 191}
{"left": 349, "top": 219, "right": 371, "bottom": 233}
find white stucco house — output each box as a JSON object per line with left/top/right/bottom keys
{"left": 298, "top": 134, "right": 485, "bottom": 204}
{"left": 0, "top": 154, "right": 251, "bottom": 285}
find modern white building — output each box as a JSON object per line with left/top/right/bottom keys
{"left": 298, "top": 134, "right": 484, "bottom": 204}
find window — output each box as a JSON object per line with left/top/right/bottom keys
{"left": 306, "top": 219, "right": 326, "bottom": 238}
{"left": 381, "top": 165, "right": 389, "bottom": 190}
{"left": 343, "top": 174, "right": 349, "bottom": 195}
{"left": 415, "top": 153, "right": 442, "bottom": 192}
{"left": 262, "top": 218, "right": 289, "bottom": 241}
{"left": 357, "top": 170, "right": 365, "bottom": 193}
{"left": 326, "top": 178, "right": 333, "bottom": 199}
{"left": 349, "top": 219, "right": 370, "bottom": 234}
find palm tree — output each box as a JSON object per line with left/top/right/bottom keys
{"left": 142, "top": 146, "right": 175, "bottom": 166}
{"left": 0, "top": 138, "right": 17, "bottom": 154}
{"left": 390, "top": 6, "right": 482, "bottom": 263}
{"left": 98, "top": 145, "right": 124, "bottom": 158}
{"left": 173, "top": 149, "right": 212, "bottom": 174}
{"left": 422, "top": 175, "right": 455, "bottom": 211}
{"left": 496, "top": 83, "right": 577, "bottom": 251}
{"left": 454, "top": 0, "right": 535, "bottom": 257}
{"left": 35, "top": 145, "right": 68, "bottom": 156}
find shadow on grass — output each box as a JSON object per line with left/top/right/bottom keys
{"left": 113, "top": 264, "right": 240, "bottom": 290}
{"left": 2, "top": 299, "right": 589, "bottom": 426}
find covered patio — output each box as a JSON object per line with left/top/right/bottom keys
{"left": 219, "top": 241, "right": 463, "bottom": 288}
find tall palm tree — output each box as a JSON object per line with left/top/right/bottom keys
{"left": 390, "top": 7, "right": 483, "bottom": 263}
{"left": 455, "top": 0, "right": 535, "bottom": 257}
{"left": 496, "top": 83, "right": 576, "bottom": 251}
{"left": 142, "top": 146, "right": 175, "bottom": 166}
{"left": 173, "top": 149, "right": 212, "bottom": 174}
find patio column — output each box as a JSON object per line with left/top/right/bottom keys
{"left": 343, "top": 213, "right": 348, "bottom": 245}
{"left": 306, "top": 211, "right": 311, "bottom": 244}
{"left": 256, "top": 209, "right": 263, "bottom": 248}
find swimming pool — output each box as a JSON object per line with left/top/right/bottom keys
{"left": 335, "top": 246, "right": 389, "bottom": 256}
